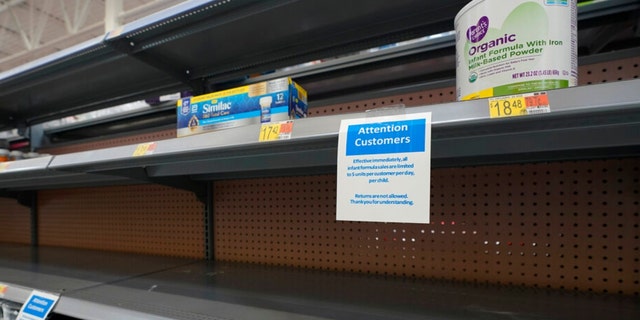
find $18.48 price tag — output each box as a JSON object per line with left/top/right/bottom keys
{"left": 489, "top": 92, "right": 550, "bottom": 118}
{"left": 259, "top": 120, "right": 294, "bottom": 141}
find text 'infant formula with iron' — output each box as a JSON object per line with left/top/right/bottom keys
{"left": 455, "top": 0, "right": 577, "bottom": 101}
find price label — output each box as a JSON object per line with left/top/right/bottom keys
{"left": 0, "top": 283, "right": 7, "bottom": 296}
{"left": 0, "top": 162, "right": 10, "bottom": 172}
{"left": 259, "top": 120, "right": 294, "bottom": 141}
{"left": 489, "top": 92, "right": 550, "bottom": 118}
{"left": 132, "top": 142, "right": 157, "bottom": 157}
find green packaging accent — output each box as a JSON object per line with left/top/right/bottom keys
{"left": 493, "top": 79, "right": 569, "bottom": 96}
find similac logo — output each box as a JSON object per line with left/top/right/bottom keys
{"left": 203, "top": 101, "right": 232, "bottom": 113}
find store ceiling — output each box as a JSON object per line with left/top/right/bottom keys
{"left": 0, "top": 0, "right": 185, "bottom": 72}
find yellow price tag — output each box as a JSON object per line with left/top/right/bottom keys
{"left": 260, "top": 123, "right": 280, "bottom": 141}
{"left": 0, "top": 162, "right": 10, "bottom": 172}
{"left": 132, "top": 142, "right": 157, "bottom": 157}
{"left": 489, "top": 92, "right": 551, "bottom": 118}
{"left": 489, "top": 95, "right": 527, "bottom": 118}
{"left": 259, "top": 120, "right": 294, "bottom": 141}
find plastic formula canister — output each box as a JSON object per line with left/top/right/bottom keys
{"left": 455, "top": 0, "right": 577, "bottom": 101}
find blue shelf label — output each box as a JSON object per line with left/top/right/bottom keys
{"left": 17, "top": 290, "right": 59, "bottom": 320}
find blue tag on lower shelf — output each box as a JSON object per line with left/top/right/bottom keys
{"left": 17, "top": 290, "right": 59, "bottom": 320}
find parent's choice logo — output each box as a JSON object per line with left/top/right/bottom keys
{"left": 467, "top": 16, "right": 489, "bottom": 43}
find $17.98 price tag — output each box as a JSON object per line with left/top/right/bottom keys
{"left": 259, "top": 120, "right": 294, "bottom": 141}
{"left": 489, "top": 92, "right": 550, "bottom": 118}
{"left": 132, "top": 142, "right": 157, "bottom": 157}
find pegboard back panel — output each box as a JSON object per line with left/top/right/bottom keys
{"left": 39, "top": 128, "right": 176, "bottom": 155}
{"left": 0, "top": 198, "right": 31, "bottom": 245}
{"left": 579, "top": 56, "right": 640, "bottom": 85}
{"left": 38, "top": 184, "right": 204, "bottom": 258}
{"left": 214, "top": 158, "right": 639, "bottom": 295}
{"left": 308, "top": 87, "right": 457, "bottom": 116}
{"left": 310, "top": 56, "right": 640, "bottom": 117}
{"left": 36, "top": 57, "right": 638, "bottom": 155}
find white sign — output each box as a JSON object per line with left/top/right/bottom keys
{"left": 17, "top": 290, "right": 59, "bottom": 320}
{"left": 336, "top": 112, "right": 431, "bottom": 223}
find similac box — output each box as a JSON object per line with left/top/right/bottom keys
{"left": 177, "top": 77, "right": 307, "bottom": 137}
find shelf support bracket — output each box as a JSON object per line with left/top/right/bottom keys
{"left": 204, "top": 181, "right": 214, "bottom": 260}
{"left": 81, "top": 167, "right": 209, "bottom": 204}
{"left": 103, "top": 37, "right": 206, "bottom": 95}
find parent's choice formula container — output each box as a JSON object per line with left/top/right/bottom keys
{"left": 455, "top": 0, "right": 577, "bottom": 101}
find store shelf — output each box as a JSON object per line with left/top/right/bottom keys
{"left": 1, "top": 81, "right": 635, "bottom": 190}
{"left": 0, "top": 244, "right": 195, "bottom": 320}
{"left": 0, "top": 0, "right": 470, "bottom": 131}
{"left": 45, "top": 80, "right": 640, "bottom": 182}
{"left": 0, "top": 36, "right": 177, "bottom": 131}
{"left": 2, "top": 0, "right": 638, "bottom": 134}
{"left": 83, "top": 262, "right": 640, "bottom": 320}
{"left": 0, "top": 156, "right": 136, "bottom": 191}
{"left": 105, "top": 0, "right": 465, "bottom": 83}
{"left": 1, "top": 2, "right": 638, "bottom": 319}
{"left": 1, "top": 245, "right": 637, "bottom": 320}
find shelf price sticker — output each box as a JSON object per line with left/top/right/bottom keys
{"left": 0, "top": 283, "right": 7, "bottom": 296}
{"left": 489, "top": 92, "right": 550, "bottom": 118}
{"left": 0, "top": 162, "right": 10, "bottom": 172}
{"left": 132, "top": 142, "right": 157, "bottom": 157}
{"left": 17, "top": 290, "right": 60, "bottom": 320}
{"left": 259, "top": 120, "right": 294, "bottom": 142}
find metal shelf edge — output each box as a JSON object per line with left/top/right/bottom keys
{"left": 45, "top": 80, "right": 640, "bottom": 176}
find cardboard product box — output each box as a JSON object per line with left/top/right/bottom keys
{"left": 177, "top": 78, "right": 307, "bottom": 137}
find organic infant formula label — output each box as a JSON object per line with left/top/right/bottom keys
{"left": 456, "top": 0, "right": 577, "bottom": 100}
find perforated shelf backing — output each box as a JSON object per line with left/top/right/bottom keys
{"left": 308, "top": 55, "right": 640, "bottom": 116}
{"left": 214, "top": 158, "right": 639, "bottom": 295}
{"left": 579, "top": 56, "right": 640, "bottom": 85}
{"left": 38, "top": 184, "right": 204, "bottom": 259}
{"left": 39, "top": 128, "right": 177, "bottom": 155}
{"left": 0, "top": 198, "right": 31, "bottom": 245}
{"left": 36, "top": 57, "right": 640, "bottom": 153}
{"left": 25, "top": 56, "right": 640, "bottom": 296}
